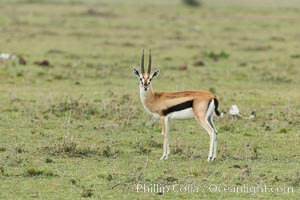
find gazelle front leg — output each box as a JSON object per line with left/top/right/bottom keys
{"left": 160, "top": 116, "right": 170, "bottom": 160}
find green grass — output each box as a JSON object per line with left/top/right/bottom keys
{"left": 0, "top": 0, "right": 299, "bottom": 199}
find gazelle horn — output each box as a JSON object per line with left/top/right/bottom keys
{"left": 141, "top": 49, "right": 145, "bottom": 73}
{"left": 148, "top": 49, "right": 152, "bottom": 74}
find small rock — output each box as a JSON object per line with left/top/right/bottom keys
{"left": 178, "top": 65, "right": 188, "bottom": 71}
{"left": 193, "top": 60, "right": 205, "bottom": 66}
{"left": 34, "top": 60, "right": 50, "bottom": 67}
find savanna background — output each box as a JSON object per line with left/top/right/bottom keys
{"left": 0, "top": 0, "right": 299, "bottom": 199}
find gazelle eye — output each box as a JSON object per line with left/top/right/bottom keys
{"left": 140, "top": 78, "right": 142, "bottom": 81}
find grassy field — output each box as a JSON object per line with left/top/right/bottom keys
{"left": 0, "top": 0, "right": 299, "bottom": 199}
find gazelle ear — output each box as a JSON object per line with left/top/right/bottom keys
{"left": 150, "top": 69, "right": 159, "bottom": 80}
{"left": 133, "top": 67, "right": 140, "bottom": 78}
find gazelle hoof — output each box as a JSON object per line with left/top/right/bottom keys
{"left": 207, "top": 157, "right": 213, "bottom": 162}
{"left": 160, "top": 154, "right": 168, "bottom": 161}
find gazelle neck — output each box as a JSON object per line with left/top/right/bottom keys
{"left": 139, "top": 85, "right": 153, "bottom": 103}
{"left": 139, "top": 85, "right": 160, "bottom": 118}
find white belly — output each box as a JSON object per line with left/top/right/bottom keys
{"left": 169, "top": 108, "right": 195, "bottom": 120}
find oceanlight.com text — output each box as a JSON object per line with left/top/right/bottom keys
{"left": 136, "top": 183, "right": 294, "bottom": 195}
{"left": 208, "top": 184, "right": 294, "bottom": 195}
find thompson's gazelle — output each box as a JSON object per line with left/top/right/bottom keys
{"left": 133, "top": 49, "right": 221, "bottom": 162}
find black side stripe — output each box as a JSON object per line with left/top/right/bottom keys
{"left": 162, "top": 100, "right": 193, "bottom": 116}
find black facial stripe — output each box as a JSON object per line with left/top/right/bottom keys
{"left": 162, "top": 100, "right": 193, "bottom": 116}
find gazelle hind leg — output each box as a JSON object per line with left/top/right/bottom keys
{"left": 207, "top": 115, "right": 217, "bottom": 160}
{"left": 194, "top": 99, "right": 217, "bottom": 162}
{"left": 213, "top": 132, "right": 217, "bottom": 160}
{"left": 206, "top": 99, "right": 218, "bottom": 161}
{"left": 195, "top": 114, "right": 215, "bottom": 162}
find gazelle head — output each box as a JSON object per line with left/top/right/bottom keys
{"left": 133, "top": 49, "right": 159, "bottom": 91}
